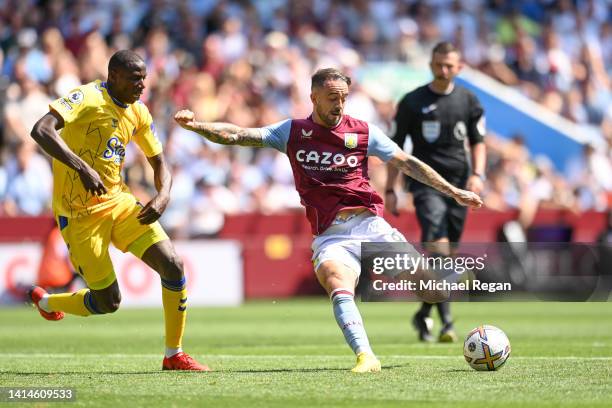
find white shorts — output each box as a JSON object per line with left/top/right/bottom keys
{"left": 312, "top": 212, "right": 407, "bottom": 278}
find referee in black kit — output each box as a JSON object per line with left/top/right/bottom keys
{"left": 385, "top": 42, "right": 486, "bottom": 342}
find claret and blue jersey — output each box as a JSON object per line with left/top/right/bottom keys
{"left": 260, "top": 114, "right": 401, "bottom": 235}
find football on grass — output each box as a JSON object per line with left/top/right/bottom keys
{"left": 464, "top": 325, "right": 511, "bottom": 371}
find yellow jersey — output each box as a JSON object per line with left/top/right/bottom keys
{"left": 49, "top": 80, "right": 162, "bottom": 218}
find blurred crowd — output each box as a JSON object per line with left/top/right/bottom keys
{"left": 0, "top": 0, "right": 610, "bottom": 237}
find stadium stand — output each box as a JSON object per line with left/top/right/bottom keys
{"left": 0, "top": 0, "right": 610, "bottom": 236}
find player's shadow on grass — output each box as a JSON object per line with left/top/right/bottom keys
{"left": 229, "top": 363, "right": 409, "bottom": 373}
{"left": 1, "top": 371, "right": 161, "bottom": 376}
{"left": 1, "top": 364, "right": 410, "bottom": 376}
{"left": 230, "top": 368, "right": 346, "bottom": 373}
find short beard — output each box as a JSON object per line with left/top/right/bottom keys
{"left": 325, "top": 115, "right": 341, "bottom": 127}
{"left": 317, "top": 107, "right": 341, "bottom": 127}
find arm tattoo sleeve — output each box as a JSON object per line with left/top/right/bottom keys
{"left": 191, "top": 122, "right": 264, "bottom": 147}
{"left": 390, "top": 155, "right": 456, "bottom": 197}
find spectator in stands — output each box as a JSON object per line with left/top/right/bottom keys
{"left": 0, "top": 157, "right": 7, "bottom": 212}
{"left": 3, "top": 141, "right": 52, "bottom": 216}
{"left": 3, "top": 59, "right": 52, "bottom": 148}
{"left": 0, "top": 0, "right": 610, "bottom": 234}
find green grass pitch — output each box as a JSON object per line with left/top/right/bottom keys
{"left": 1, "top": 300, "right": 611, "bottom": 407}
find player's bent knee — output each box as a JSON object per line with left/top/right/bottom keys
{"left": 315, "top": 263, "right": 340, "bottom": 281}
{"left": 98, "top": 296, "right": 121, "bottom": 313}
{"left": 101, "top": 300, "right": 121, "bottom": 314}
{"left": 315, "top": 262, "right": 356, "bottom": 293}
{"left": 90, "top": 288, "right": 122, "bottom": 314}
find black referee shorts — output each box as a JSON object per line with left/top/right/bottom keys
{"left": 411, "top": 183, "right": 468, "bottom": 244}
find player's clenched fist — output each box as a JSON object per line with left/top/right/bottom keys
{"left": 78, "top": 164, "right": 107, "bottom": 196}
{"left": 453, "top": 189, "right": 483, "bottom": 209}
{"left": 174, "top": 110, "right": 197, "bottom": 131}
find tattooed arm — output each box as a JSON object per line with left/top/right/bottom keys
{"left": 174, "top": 109, "right": 264, "bottom": 147}
{"left": 389, "top": 149, "right": 483, "bottom": 208}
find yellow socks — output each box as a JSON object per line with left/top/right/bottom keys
{"left": 47, "top": 289, "right": 93, "bottom": 316}
{"left": 161, "top": 278, "right": 187, "bottom": 349}
{"left": 44, "top": 277, "right": 188, "bottom": 353}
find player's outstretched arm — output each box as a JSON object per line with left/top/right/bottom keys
{"left": 31, "top": 110, "right": 107, "bottom": 196}
{"left": 174, "top": 109, "right": 264, "bottom": 147}
{"left": 389, "top": 150, "right": 482, "bottom": 209}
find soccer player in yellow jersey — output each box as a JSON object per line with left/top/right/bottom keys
{"left": 28, "top": 50, "right": 208, "bottom": 371}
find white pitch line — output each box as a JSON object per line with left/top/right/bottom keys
{"left": 1, "top": 354, "right": 611, "bottom": 361}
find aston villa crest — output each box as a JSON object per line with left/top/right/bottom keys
{"left": 344, "top": 133, "right": 358, "bottom": 149}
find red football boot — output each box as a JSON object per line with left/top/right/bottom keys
{"left": 162, "top": 352, "right": 211, "bottom": 371}
{"left": 28, "top": 286, "right": 64, "bottom": 321}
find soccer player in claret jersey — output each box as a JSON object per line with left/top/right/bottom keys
{"left": 175, "top": 68, "right": 482, "bottom": 373}
{"left": 29, "top": 50, "right": 208, "bottom": 371}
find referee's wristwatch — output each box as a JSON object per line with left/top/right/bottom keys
{"left": 472, "top": 172, "right": 486, "bottom": 181}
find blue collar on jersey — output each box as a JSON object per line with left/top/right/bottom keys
{"left": 100, "top": 82, "right": 129, "bottom": 108}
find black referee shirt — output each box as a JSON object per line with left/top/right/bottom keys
{"left": 393, "top": 84, "right": 485, "bottom": 187}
